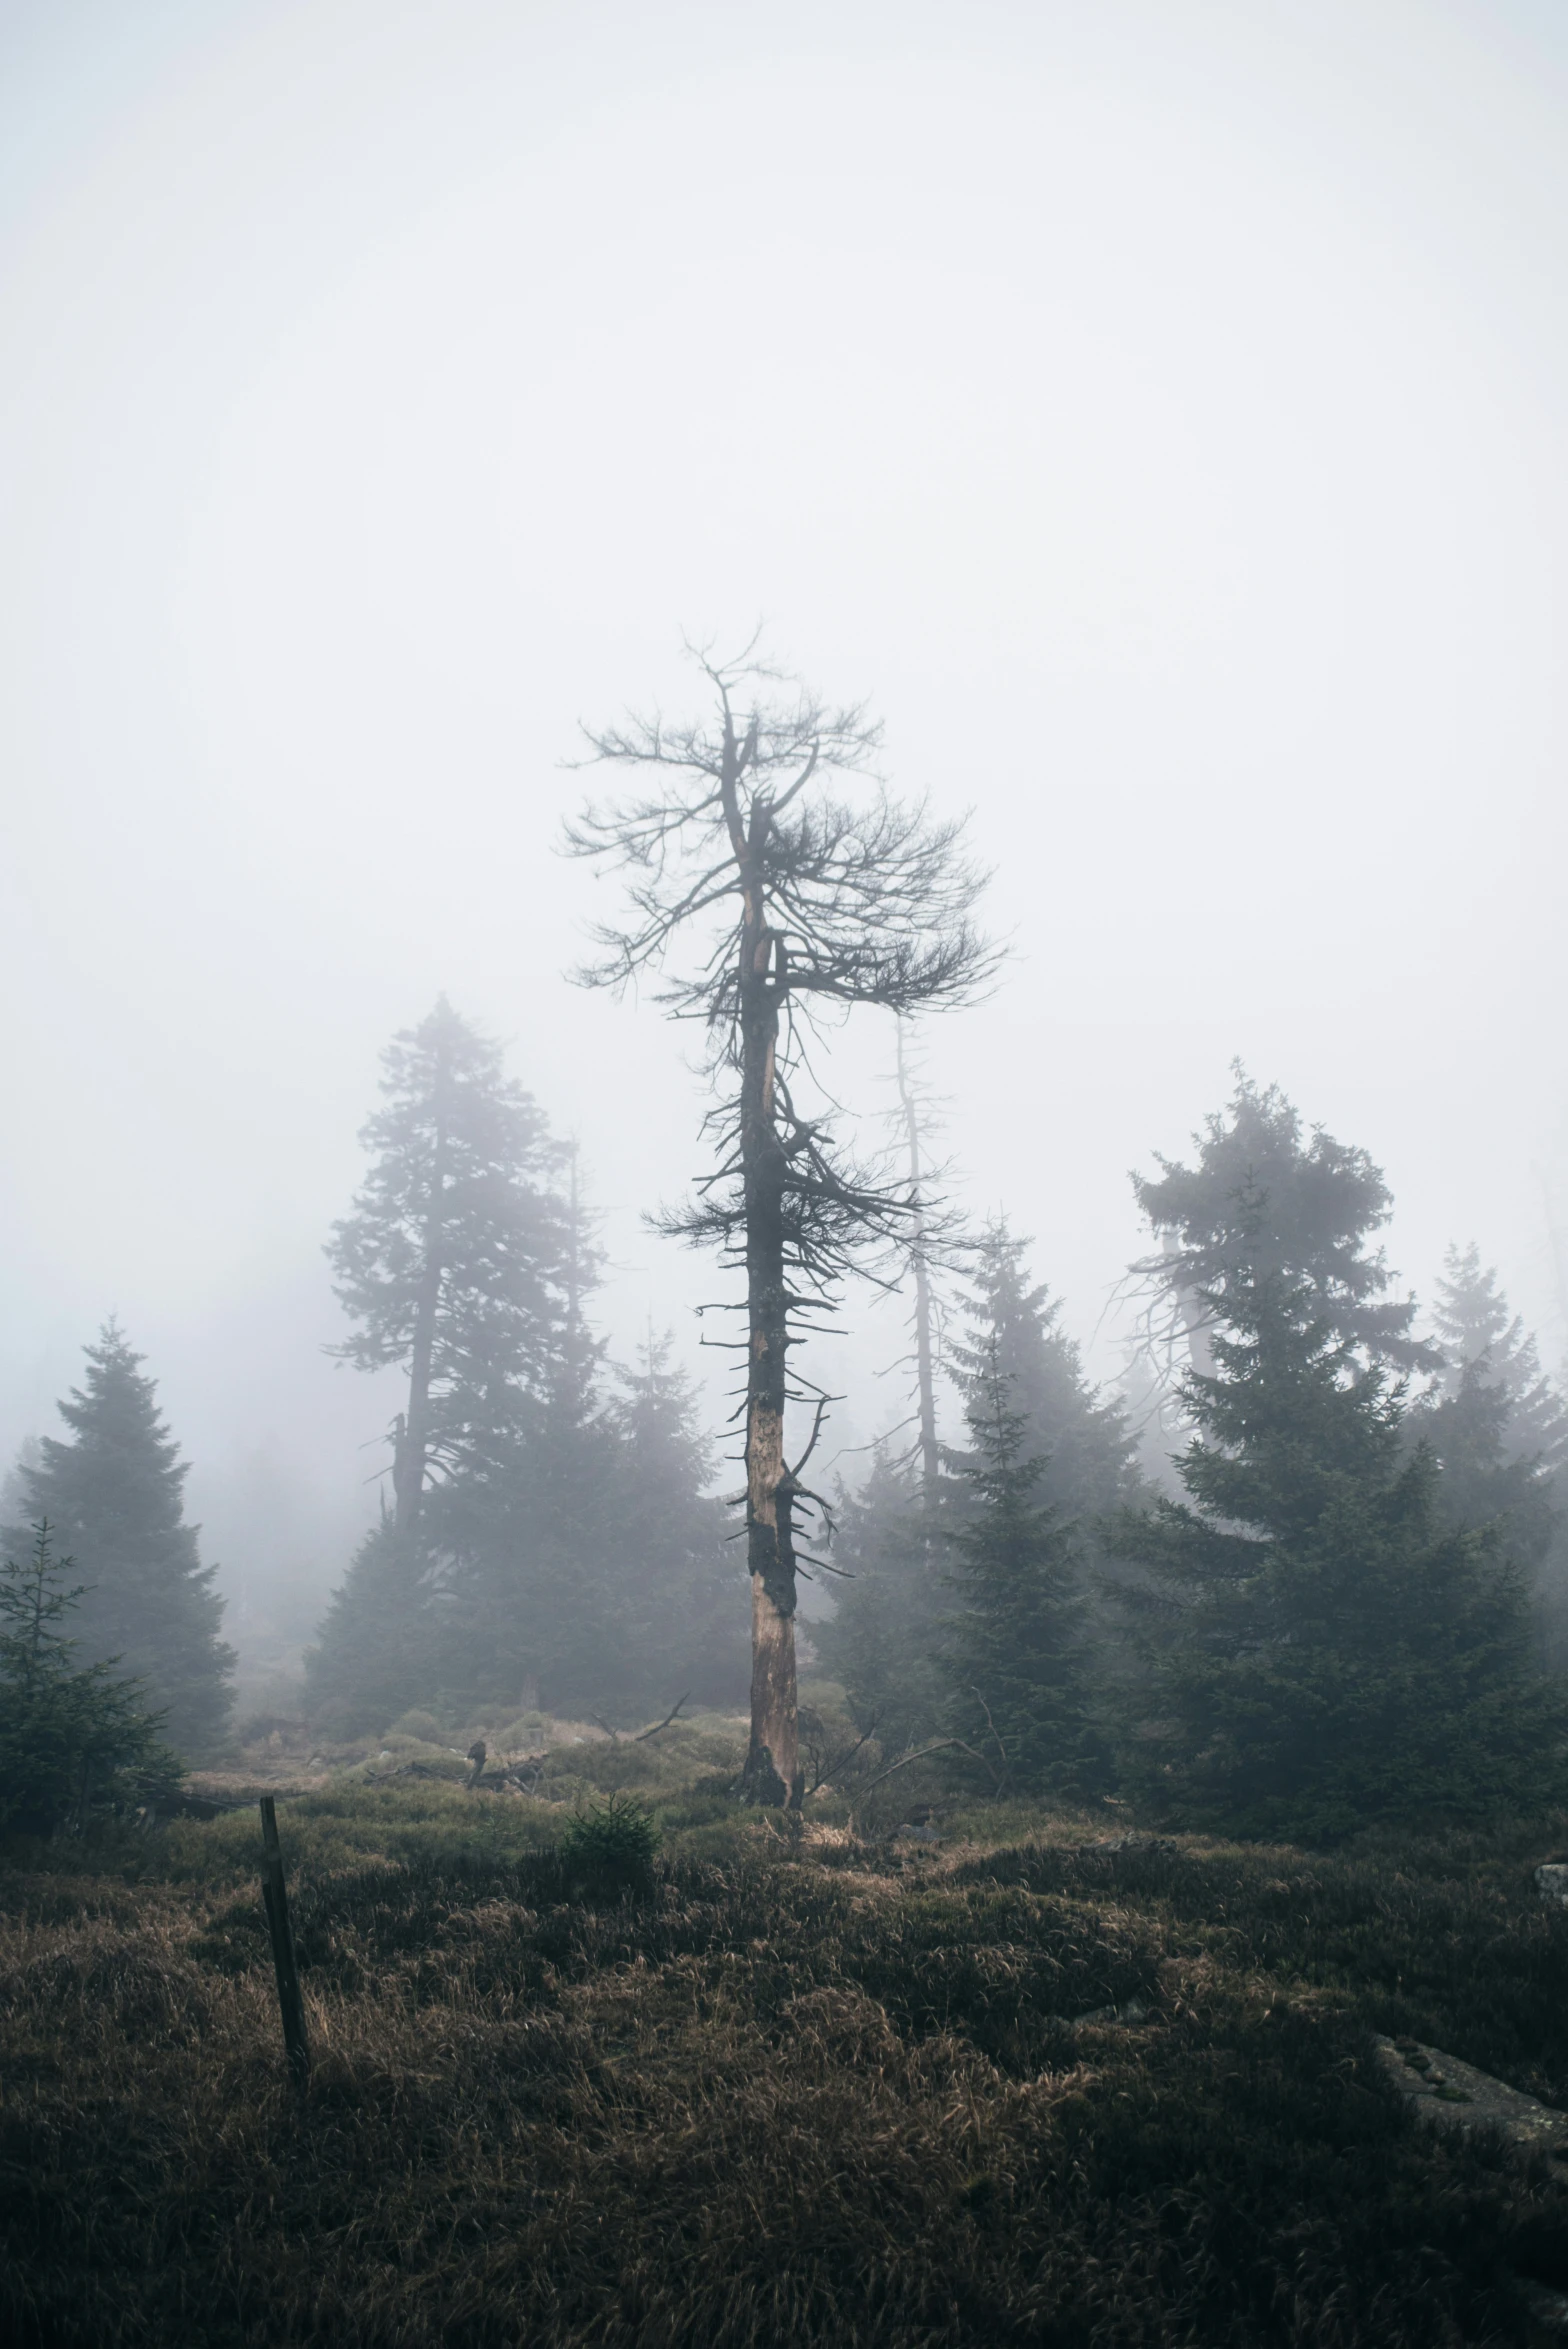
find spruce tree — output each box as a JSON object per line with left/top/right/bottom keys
{"left": 943, "top": 1345, "right": 1104, "bottom": 1795}
{"left": 302, "top": 1516, "right": 438, "bottom": 1736}
{"left": 1115, "top": 1264, "right": 1567, "bottom": 1840}
{"left": 1416, "top": 1243, "right": 1568, "bottom": 1661}
{"left": 0, "top": 1523, "right": 177, "bottom": 1834}
{"left": 13, "top": 1328, "right": 233, "bottom": 1759}
{"left": 429, "top": 1157, "right": 740, "bottom": 1723}
{"left": 313, "top": 1001, "right": 571, "bottom": 1723}
{"left": 815, "top": 1446, "right": 942, "bottom": 1750}
{"left": 327, "top": 997, "right": 568, "bottom": 1527}
{"left": 598, "top": 1331, "right": 746, "bottom": 1714}
{"left": 1427, "top": 1243, "right": 1568, "bottom": 1470}
{"left": 429, "top": 1143, "right": 617, "bottom": 1712}
{"left": 1134, "top": 1070, "right": 1439, "bottom": 1378}
{"left": 823, "top": 1222, "right": 1134, "bottom": 1752}
{"left": 948, "top": 1222, "right": 1137, "bottom": 1523}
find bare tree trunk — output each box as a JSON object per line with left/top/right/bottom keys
{"left": 735, "top": 775, "right": 800, "bottom": 1806}
{"left": 896, "top": 1021, "right": 940, "bottom": 1507}
{"left": 393, "top": 1055, "right": 449, "bottom": 1531}
{"left": 1162, "top": 1230, "right": 1215, "bottom": 1380}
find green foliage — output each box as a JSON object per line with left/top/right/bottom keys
{"left": 315, "top": 1008, "right": 746, "bottom": 1726}
{"left": 948, "top": 1220, "right": 1139, "bottom": 1525}
{"left": 0, "top": 1523, "right": 179, "bottom": 1836}
{"left": 813, "top": 1446, "right": 944, "bottom": 1748}
{"left": 303, "top": 1518, "right": 440, "bottom": 1736}
{"left": 1117, "top": 1263, "right": 1568, "bottom": 1839}
{"left": 1414, "top": 1243, "right": 1568, "bottom": 1665}
{"left": 1134, "top": 1068, "right": 1440, "bottom": 1374}
{"left": 435, "top": 1327, "right": 746, "bottom": 1722}
{"left": 942, "top": 1349, "right": 1107, "bottom": 1796}
{"left": 10, "top": 1330, "right": 233, "bottom": 1757}
{"left": 325, "top": 995, "right": 568, "bottom": 1479}
{"left": 558, "top": 1789, "right": 660, "bottom": 1894}
{"left": 823, "top": 1224, "right": 1135, "bottom": 1755}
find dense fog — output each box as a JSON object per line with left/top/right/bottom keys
{"left": 3, "top": 0, "right": 1567, "bottom": 1708}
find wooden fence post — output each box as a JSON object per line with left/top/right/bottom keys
{"left": 259, "top": 1794, "right": 310, "bottom": 2090}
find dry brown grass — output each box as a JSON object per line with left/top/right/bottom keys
{"left": 2, "top": 1794, "right": 1563, "bottom": 2346}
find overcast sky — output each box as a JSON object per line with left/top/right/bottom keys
{"left": 3, "top": 0, "right": 1566, "bottom": 1663}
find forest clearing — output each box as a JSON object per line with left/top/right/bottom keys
{"left": 8, "top": 7, "right": 1568, "bottom": 2343}
{"left": 7, "top": 1717, "right": 1568, "bottom": 2347}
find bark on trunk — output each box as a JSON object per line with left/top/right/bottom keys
{"left": 393, "top": 1058, "right": 450, "bottom": 1532}
{"left": 896, "top": 1022, "right": 940, "bottom": 1506}
{"left": 731, "top": 747, "right": 801, "bottom": 1807}
{"left": 1162, "top": 1231, "right": 1215, "bottom": 1380}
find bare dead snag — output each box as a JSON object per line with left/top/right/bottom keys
{"left": 895, "top": 1020, "right": 943, "bottom": 1506}
{"left": 565, "top": 636, "right": 997, "bottom": 1806}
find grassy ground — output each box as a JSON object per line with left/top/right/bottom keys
{"left": 5, "top": 1713, "right": 1568, "bottom": 2346}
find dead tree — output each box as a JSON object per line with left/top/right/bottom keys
{"left": 566, "top": 638, "right": 995, "bottom": 1805}
{"left": 894, "top": 1019, "right": 943, "bottom": 1506}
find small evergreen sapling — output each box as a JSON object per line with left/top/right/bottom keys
{"left": 943, "top": 1347, "right": 1105, "bottom": 1796}
{"left": 0, "top": 1523, "right": 176, "bottom": 1835}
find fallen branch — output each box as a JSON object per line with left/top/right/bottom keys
{"left": 853, "top": 1738, "right": 975, "bottom": 1799}
{"left": 633, "top": 1694, "right": 691, "bottom": 1743}
{"left": 804, "top": 1715, "right": 881, "bottom": 1797}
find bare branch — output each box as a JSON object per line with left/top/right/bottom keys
{"left": 632, "top": 1693, "right": 691, "bottom": 1742}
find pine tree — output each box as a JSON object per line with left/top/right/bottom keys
{"left": 428, "top": 1142, "right": 616, "bottom": 1712}
{"left": 1416, "top": 1243, "right": 1568, "bottom": 1663}
{"left": 598, "top": 1331, "right": 746, "bottom": 1714}
{"left": 948, "top": 1222, "right": 1137, "bottom": 1524}
{"left": 943, "top": 1345, "right": 1104, "bottom": 1795}
{"left": 13, "top": 1328, "right": 233, "bottom": 1759}
{"left": 815, "top": 1445, "right": 943, "bottom": 1750}
{"left": 1428, "top": 1243, "right": 1568, "bottom": 1468}
{"left": 0, "top": 1523, "right": 178, "bottom": 1834}
{"left": 327, "top": 997, "right": 568, "bottom": 1528}
{"left": 1115, "top": 1264, "right": 1567, "bottom": 1841}
{"left": 302, "top": 1515, "right": 438, "bottom": 1737}
{"left": 822, "top": 1223, "right": 1135, "bottom": 1753}
{"left": 312, "top": 1001, "right": 572, "bottom": 1724}
{"left": 1134, "top": 1069, "right": 1439, "bottom": 1379}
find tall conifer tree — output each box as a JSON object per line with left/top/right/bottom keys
{"left": 1416, "top": 1243, "right": 1568, "bottom": 1660}
{"left": 14, "top": 1327, "right": 234, "bottom": 1758}
{"left": 948, "top": 1223, "right": 1137, "bottom": 1524}
{"left": 311, "top": 1001, "right": 571, "bottom": 1724}
{"left": 327, "top": 997, "right": 568, "bottom": 1527}
{"left": 822, "top": 1222, "right": 1132, "bottom": 1746}
{"left": 1116, "top": 1239, "right": 1566, "bottom": 1837}
{"left": 943, "top": 1345, "right": 1105, "bottom": 1794}
{"left": 1134, "top": 1070, "right": 1440, "bottom": 1381}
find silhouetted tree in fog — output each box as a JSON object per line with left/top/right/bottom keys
{"left": 1415, "top": 1243, "right": 1568, "bottom": 1661}
{"left": 567, "top": 638, "right": 995, "bottom": 1803}
{"left": 12, "top": 1327, "right": 234, "bottom": 1759}
{"left": 1131, "top": 1069, "right": 1440, "bottom": 1388}
{"left": 327, "top": 997, "right": 567, "bottom": 1529}
{"left": 1113, "top": 1101, "right": 1565, "bottom": 1838}
{"left": 0, "top": 1523, "right": 178, "bottom": 1834}
{"left": 312, "top": 1126, "right": 742, "bottom": 1732}
{"left": 943, "top": 1346, "right": 1106, "bottom": 1797}
{"left": 950, "top": 1223, "right": 1137, "bottom": 1527}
